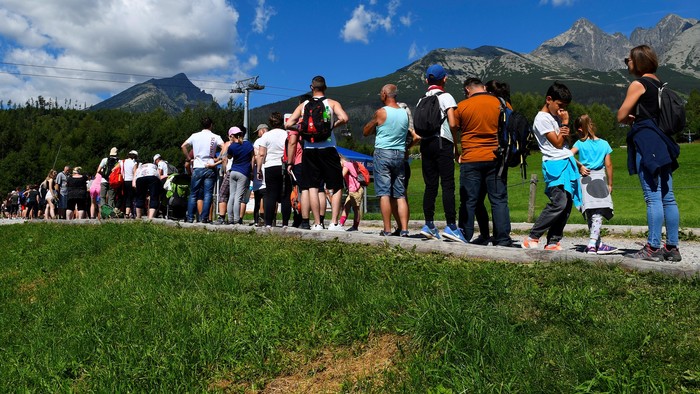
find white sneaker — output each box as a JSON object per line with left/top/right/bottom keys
{"left": 311, "top": 224, "right": 324, "bottom": 231}
{"left": 328, "top": 223, "right": 344, "bottom": 231}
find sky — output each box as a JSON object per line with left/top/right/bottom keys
{"left": 0, "top": 0, "right": 698, "bottom": 111}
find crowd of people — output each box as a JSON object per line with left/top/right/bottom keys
{"left": 1, "top": 44, "right": 682, "bottom": 262}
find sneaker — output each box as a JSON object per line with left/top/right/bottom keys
{"left": 390, "top": 228, "right": 402, "bottom": 236}
{"left": 663, "top": 245, "right": 682, "bottom": 262}
{"left": 420, "top": 225, "right": 441, "bottom": 240}
{"left": 213, "top": 217, "right": 226, "bottom": 225}
{"left": 521, "top": 237, "right": 540, "bottom": 249}
{"left": 300, "top": 222, "right": 311, "bottom": 230}
{"left": 311, "top": 224, "right": 324, "bottom": 231}
{"left": 399, "top": 230, "right": 409, "bottom": 237}
{"left": 442, "top": 226, "right": 467, "bottom": 243}
{"left": 544, "top": 242, "right": 562, "bottom": 251}
{"left": 328, "top": 223, "right": 344, "bottom": 231}
{"left": 596, "top": 244, "right": 618, "bottom": 255}
{"left": 626, "top": 243, "right": 664, "bottom": 262}
{"left": 379, "top": 230, "right": 392, "bottom": 236}
{"left": 470, "top": 235, "right": 490, "bottom": 246}
{"left": 585, "top": 246, "right": 597, "bottom": 254}
{"left": 346, "top": 226, "right": 358, "bottom": 232}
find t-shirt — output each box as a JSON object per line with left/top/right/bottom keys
{"left": 573, "top": 138, "right": 612, "bottom": 171}
{"left": 56, "top": 171, "right": 68, "bottom": 196}
{"left": 343, "top": 161, "right": 361, "bottom": 193}
{"left": 157, "top": 160, "right": 169, "bottom": 178}
{"left": 227, "top": 140, "right": 255, "bottom": 175}
{"left": 257, "top": 128, "right": 288, "bottom": 170}
{"left": 425, "top": 87, "right": 457, "bottom": 143}
{"left": 455, "top": 93, "right": 501, "bottom": 162}
{"left": 375, "top": 106, "right": 408, "bottom": 151}
{"left": 286, "top": 130, "right": 303, "bottom": 165}
{"left": 532, "top": 111, "right": 573, "bottom": 161}
{"left": 185, "top": 129, "right": 225, "bottom": 169}
{"left": 123, "top": 158, "right": 137, "bottom": 181}
{"left": 136, "top": 163, "right": 159, "bottom": 178}
{"left": 98, "top": 158, "right": 108, "bottom": 183}
{"left": 66, "top": 175, "right": 88, "bottom": 200}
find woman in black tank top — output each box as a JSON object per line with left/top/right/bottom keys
{"left": 616, "top": 45, "right": 681, "bottom": 262}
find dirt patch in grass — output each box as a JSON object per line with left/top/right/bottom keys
{"left": 212, "top": 333, "right": 408, "bottom": 393}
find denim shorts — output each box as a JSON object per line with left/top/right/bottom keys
{"left": 373, "top": 148, "right": 406, "bottom": 198}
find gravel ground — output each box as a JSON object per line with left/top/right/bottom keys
{"left": 4, "top": 218, "right": 699, "bottom": 277}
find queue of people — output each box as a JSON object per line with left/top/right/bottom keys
{"left": 1, "top": 44, "right": 682, "bottom": 262}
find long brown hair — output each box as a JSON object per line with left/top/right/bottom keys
{"left": 574, "top": 114, "right": 596, "bottom": 142}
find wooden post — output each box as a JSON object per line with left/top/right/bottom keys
{"left": 527, "top": 173, "right": 537, "bottom": 223}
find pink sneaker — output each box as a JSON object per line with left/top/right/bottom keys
{"left": 544, "top": 242, "right": 562, "bottom": 251}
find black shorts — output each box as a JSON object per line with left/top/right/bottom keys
{"left": 301, "top": 148, "right": 343, "bottom": 192}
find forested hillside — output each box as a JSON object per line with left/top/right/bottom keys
{"left": 0, "top": 102, "right": 243, "bottom": 194}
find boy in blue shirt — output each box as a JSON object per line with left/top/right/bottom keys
{"left": 522, "top": 82, "right": 580, "bottom": 250}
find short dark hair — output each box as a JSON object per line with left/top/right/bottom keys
{"left": 485, "top": 79, "right": 511, "bottom": 103}
{"left": 268, "top": 112, "right": 284, "bottom": 129}
{"left": 464, "top": 77, "right": 483, "bottom": 87}
{"left": 546, "top": 81, "right": 572, "bottom": 104}
{"left": 201, "top": 116, "right": 213, "bottom": 129}
{"left": 311, "top": 76, "right": 327, "bottom": 91}
{"left": 629, "top": 45, "right": 658, "bottom": 76}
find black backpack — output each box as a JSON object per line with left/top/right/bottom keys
{"left": 300, "top": 97, "right": 332, "bottom": 143}
{"left": 414, "top": 92, "right": 445, "bottom": 138}
{"left": 637, "top": 77, "right": 686, "bottom": 136}
{"left": 495, "top": 97, "right": 532, "bottom": 179}
{"left": 103, "top": 156, "right": 118, "bottom": 178}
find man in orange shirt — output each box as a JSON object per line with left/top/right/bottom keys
{"left": 455, "top": 77, "right": 513, "bottom": 247}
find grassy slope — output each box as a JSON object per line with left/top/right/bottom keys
{"left": 2, "top": 223, "right": 699, "bottom": 392}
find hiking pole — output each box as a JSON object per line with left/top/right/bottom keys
{"left": 52, "top": 144, "right": 62, "bottom": 170}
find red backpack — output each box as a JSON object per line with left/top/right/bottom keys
{"left": 353, "top": 162, "right": 370, "bottom": 187}
{"left": 109, "top": 160, "right": 124, "bottom": 189}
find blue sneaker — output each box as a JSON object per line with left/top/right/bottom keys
{"left": 442, "top": 226, "right": 467, "bottom": 243}
{"left": 420, "top": 224, "right": 441, "bottom": 240}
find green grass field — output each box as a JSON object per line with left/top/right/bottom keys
{"left": 2, "top": 223, "right": 700, "bottom": 392}
{"left": 363, "top": 143, "right": 700, "bottom": 227}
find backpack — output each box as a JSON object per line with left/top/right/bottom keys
{"left": 108, "top": 160, "right": 124, "bottom": 189}
{"left": 496, "top": 97, "right": 532, "bottom": 179}
{"left": 101, "top": 156, "right": 118, "bottom": 178}
{"left": 165, "top": 161, "right": 179, "bottom": 176}
{"left": 353, "top": 161, "right": 371, "bottom": 187}
{"left": 413, "top": 91, "right": 445, "bottom": 138}
{"left": 638, "top": 77, "right": 686, "bottom": 136}
{"left": 300, "top": 97, "right": 332, "bottom": 143}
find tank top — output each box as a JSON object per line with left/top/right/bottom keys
{"left": 634, "top": 77, "right": 662, "bottom": 121}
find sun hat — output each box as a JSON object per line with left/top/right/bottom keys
{"left": 153, "top": 154, "right": 161, "bottom": 163}
{"left": 109, "top": 147, "right": 118, "bottom": 156}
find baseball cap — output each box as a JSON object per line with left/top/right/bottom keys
{"left": 129, "top": 150, "right": 138, "bottom": 156}
{"left": 255, "top": 123, "right": 269, "bottom": 132}
{"left": 228, "top": 126, "right": 243, "bottom": 136}
{"left": 109, "top": 147, "right": 118, "bottom": 156}
{"left": 153, "top": 154, "right": 161, "bottom": 163}
{"left": 426, "top": 64, "right": 447, "bottom": 81}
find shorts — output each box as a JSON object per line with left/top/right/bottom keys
{"left": 373, "top": 148, "right": 406, "bottom": 198}
{"left": 135, "top": 176, "right": 162, "bottom": 209}
{"left": 67, "top": 197, "right": 87, "bottom": 212}
{"left": 344, "top": 188, "right": 364, "bottom": 209}
{"left": 218, "top": 172, "right": 230, "bottom": 203}
{"left": 301, "top": 147, "right": 343, "bottom": 192}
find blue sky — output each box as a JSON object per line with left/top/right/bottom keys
{"left": 0, "top": 0, "right": 698, "bottom": 110}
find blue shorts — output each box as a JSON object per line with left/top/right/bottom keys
{"left": 373, "top": 148, "right": 406, "bottom": 198}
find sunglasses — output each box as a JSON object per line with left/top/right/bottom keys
{"left": 624, "top": 57, "right": 630, "bottom": 66}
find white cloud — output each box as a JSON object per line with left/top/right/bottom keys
{"left": 0, "top": 0, "right": 244, "bottom": 106}
{"left": 407, "top": 41, "right": 427, "bottom": 60}
{"left": 539, "top": 0, "right": 576, "bottom": 6}
{"left": 252, "top": 0, "right": 276, "bottom": 34}
{"left": 399, "top": 13, "right": 412, "bottom": 27}
{"left": 267, "top": 47, "right": 276, "bottom": 63}
{"left": 340, "top": 1, "right": 403, "bottom": 44}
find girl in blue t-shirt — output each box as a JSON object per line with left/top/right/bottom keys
{"left": 571, "top": 114, "right": 618, "bottom": 255}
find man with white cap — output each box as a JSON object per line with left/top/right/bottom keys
{"left": 97, "top": 147, "right": 120, "bottom": 208}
